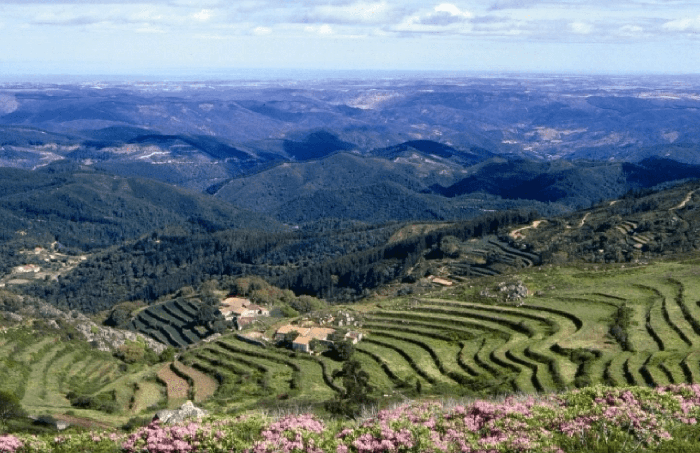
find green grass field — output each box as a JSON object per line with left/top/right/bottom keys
{"left": 0, "top": 327, "right": 168, "bottom": 427}
{"left": 158, "top": 254, "right": 700, "bottom": 414}
{"left": 9, "top": 254, "right": 700, "bottom": 425}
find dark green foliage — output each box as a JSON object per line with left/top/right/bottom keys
{"left": 278, "top": 331, "right": 300, "bottom": 349}
{"left": 26, "top": 209, "right": 534, "bottom": 314}
{"left": 122, "top": 416, "right": 153, "bottom": 431}
{"left": 608, "top": 304, "right": 634, "bottom": 351}
{"left": 327, "top": 338, "right": 355, "bottom": 362}
{"left": 67, "top": 390, "right": 119, "bottom": 414}
{"left": 519, "top": 179, "right": 700, "bottom": 268}
{"left": 282, "top": 131, "right": 355, "bottom": 161}
{"left": 325, "top": 359, "right": 374, "bottom": 419}
{"left": 288, "top": 295, "right": 326, "bottom": 314}
{"left": 0, "top": 166, "right": 281, "bottom": 253}
{"left": 279, "top": 305, "right": 300, "bottom": 318}
{"left": 0, "top": 290, "right": 22, "bottom": 311}
{"left": 0, "top": 390, "right": 26, "bottom": 431}
{"left": 309, "top": 338, "right": 328, "bottom": 354}
{"left": 104, "top": 303, "right": 140, "bottom": 328}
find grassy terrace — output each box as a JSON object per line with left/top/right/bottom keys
{"left": 9, "top": 255, "right": 700, "bottom": 426}
{"left": 0, "top": 327, "right": 170, "bottom": 427}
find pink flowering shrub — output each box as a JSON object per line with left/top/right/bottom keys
{"left": 0, "top": 432, "right": 122, "bottom": 453}
{"left": 123, "top": 415, "right": 266, "bottom": 453}
{"left": 552, "top": 384, "right": 700, "bottom": 450}
{"left": 0, "top": 435, "right": 23, "bottom": 453}
{"left": 336, "top": 397, "right": 564, "bottom": 453}
{"left": 1, "top": 384, "right": 700, "bottom": 452}
{"left": 247, "top": 413, "right": 334, "bottom": 453}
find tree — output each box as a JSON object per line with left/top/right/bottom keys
{"left": 0, "top": 390, "right": 25, "bottom": 432}
{"left": 279, "top": 330, "right": 299, "bottom": 349}
{"left": 159, "top": 346, "right": 177, "bottom": 363}
{"left": 114, "top": 342, "right": 145, "bottom": 364}
{"left": 328, "top": 338, "right": 355, "bottom": 361}
{"left": 309, "top": 338, "right": 328, "bottom": 354}
{"left": 104, "top": 305, "right": 132, "bottom": 328}
{"left": 325, "top": 359, "right": 374, "bottom": 418}
{"left": 196, "top": 303, "right": 221, "bottom": 326}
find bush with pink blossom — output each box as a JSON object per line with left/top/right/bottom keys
{"left": 2, "top": 384, "right": 700, "bottom": 452}
{"left": 0, "top": 435, "right": 24, "bottom": 453}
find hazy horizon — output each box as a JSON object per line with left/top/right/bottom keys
{"left": 0, "top": 1, "right": 698, "bottom": 78}
{"left": 0, "top": 69, "right": 698, "bottom": 85}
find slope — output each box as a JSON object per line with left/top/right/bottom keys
{"left": 0, "top": 164, "right": 282, "bottom": 250}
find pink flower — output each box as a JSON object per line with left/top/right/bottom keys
{"left": 0, "top": 435, "right": 23, "bottom": 453}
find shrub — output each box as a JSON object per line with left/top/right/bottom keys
{"left": 0, "top": 390, "right": 25, "bottom": 431}
{"left": 325, "top": 360, "right": 374, "bottom": 419}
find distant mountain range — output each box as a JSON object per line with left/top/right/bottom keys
{"left": 1, "top": 76, "right": 700, "bottom": 227}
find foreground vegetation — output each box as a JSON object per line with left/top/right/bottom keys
{"left": 3, "top": 384, "right": 700, "bottom": 452}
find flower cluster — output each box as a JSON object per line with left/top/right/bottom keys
{"left": 0, "top": 435, "right": 23, "bottom": 453}
{"left": 122, "top": 421, "right": 202, "bottom": 452}
{"left": 2, "top": 384, "right": 700, "bottom": 453}
{"left": 248, "top": 413, "right": 329, "bottom": 453}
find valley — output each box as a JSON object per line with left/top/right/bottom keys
{"left": 2, "top": 75, "right": 700, "bottom": 452}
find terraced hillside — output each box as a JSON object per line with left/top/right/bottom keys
{"left": 516, "top": 180, "right": 700, "bottom": 265}
{"left": 0, "top": 328, "right": 173, "bottom": 426}
{"left": 127, "top": 298, "right": 212, "bottom": 348}
{"left": 179, "top": 335, "right": 341, "bottom": 411}
{"left": 176, "top": 254, "right": 700, "bottom": 410}
{"left": 9, "top": 253, "right": 700, "bottom": 423}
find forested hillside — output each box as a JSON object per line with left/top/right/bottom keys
{"left": 25, "top": 210, "right": 536, "bottom": 313}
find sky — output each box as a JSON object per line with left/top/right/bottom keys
{"left": 0, "top": 0, "right": 698, "bottom": 77}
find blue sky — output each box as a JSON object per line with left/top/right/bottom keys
{"left": 0, "top": 0, "right": 698, "bottom": 76}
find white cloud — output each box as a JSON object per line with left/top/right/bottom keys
{"left": 129, "top": 9, "right": 164, "bottom": 23}
{"left": 663, "top": 15, "right": 700, "bottom": 32}
{"left": 32, "top": 7, "right": 103, "bottom": 26}
{"left": 434, "top": 3, "right": 473, "bottom": 19}
{"left": 570, "top": 21, "right": 592, "bottom": 34}
{"left": 192, "top": 9, "right": 212, "bottom": 22}
{"left": 312, "top": 2, "right": 391, "bottom": 24}
{"left": 171, "top": 0, "right": 223, "bottom": 6}
{"left": 135, "top": 26, "right": 165, "bottom": 33}
{"left": 304, "top": 24, "right": 334, "bottom": 34}
{"left": 193, "top": 32, "right": 235, "bottom": 40}
{"left": 253, "top": 25, "right": 271, "bottom": 35}
{"left": 618, "top": 24, "right": 643, "bottom": 35}
{"left": 391, "top": 2, "right": 475, "bottom": 33}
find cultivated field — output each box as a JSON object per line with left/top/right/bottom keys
{"left": 128, "top": 298, "right": 210, "bottom": 348}
{"left": 178, "top": 255, "right": 700, "bottom": 410}
{"left": 0, "top": 329, "right": 168, "bottom": 425}
{"left": 7, "top": 254, "right": 700, "bottom": 424}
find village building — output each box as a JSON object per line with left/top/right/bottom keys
{"left": 13, "top": 264, "right": 41, "bottom": 274}
{"left": 344, "top": 331, "right": 363, "bottom": 344}
{"left": 275, "top": 325, "right": 364, "bottom": 353}
{"left": 274, "top": 325, "right": 337, "bottom": 353}
{"left": 218, "top": 297, "right": 269, "bottom": 327}
{"left": 234, "top": 316, "right": 257, "bottom": 330}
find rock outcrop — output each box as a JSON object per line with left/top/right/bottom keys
{"left": 154, "top": 401, "right": 208, "bottom": 425}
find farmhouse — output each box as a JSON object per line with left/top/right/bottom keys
{"left": 13, "top": 264, "right": 41, "bottom": 274}
{"left": 234, "top": 316, "right": 256, "bottom": 330}
{"left": 275, "top": 325, "right": 336, "bottom": 353}
{"left": 218, "top": 297, "right": 269, "bottom": 326}
{"left": 344, "top": 330, "right": 363, "bottom": 344}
